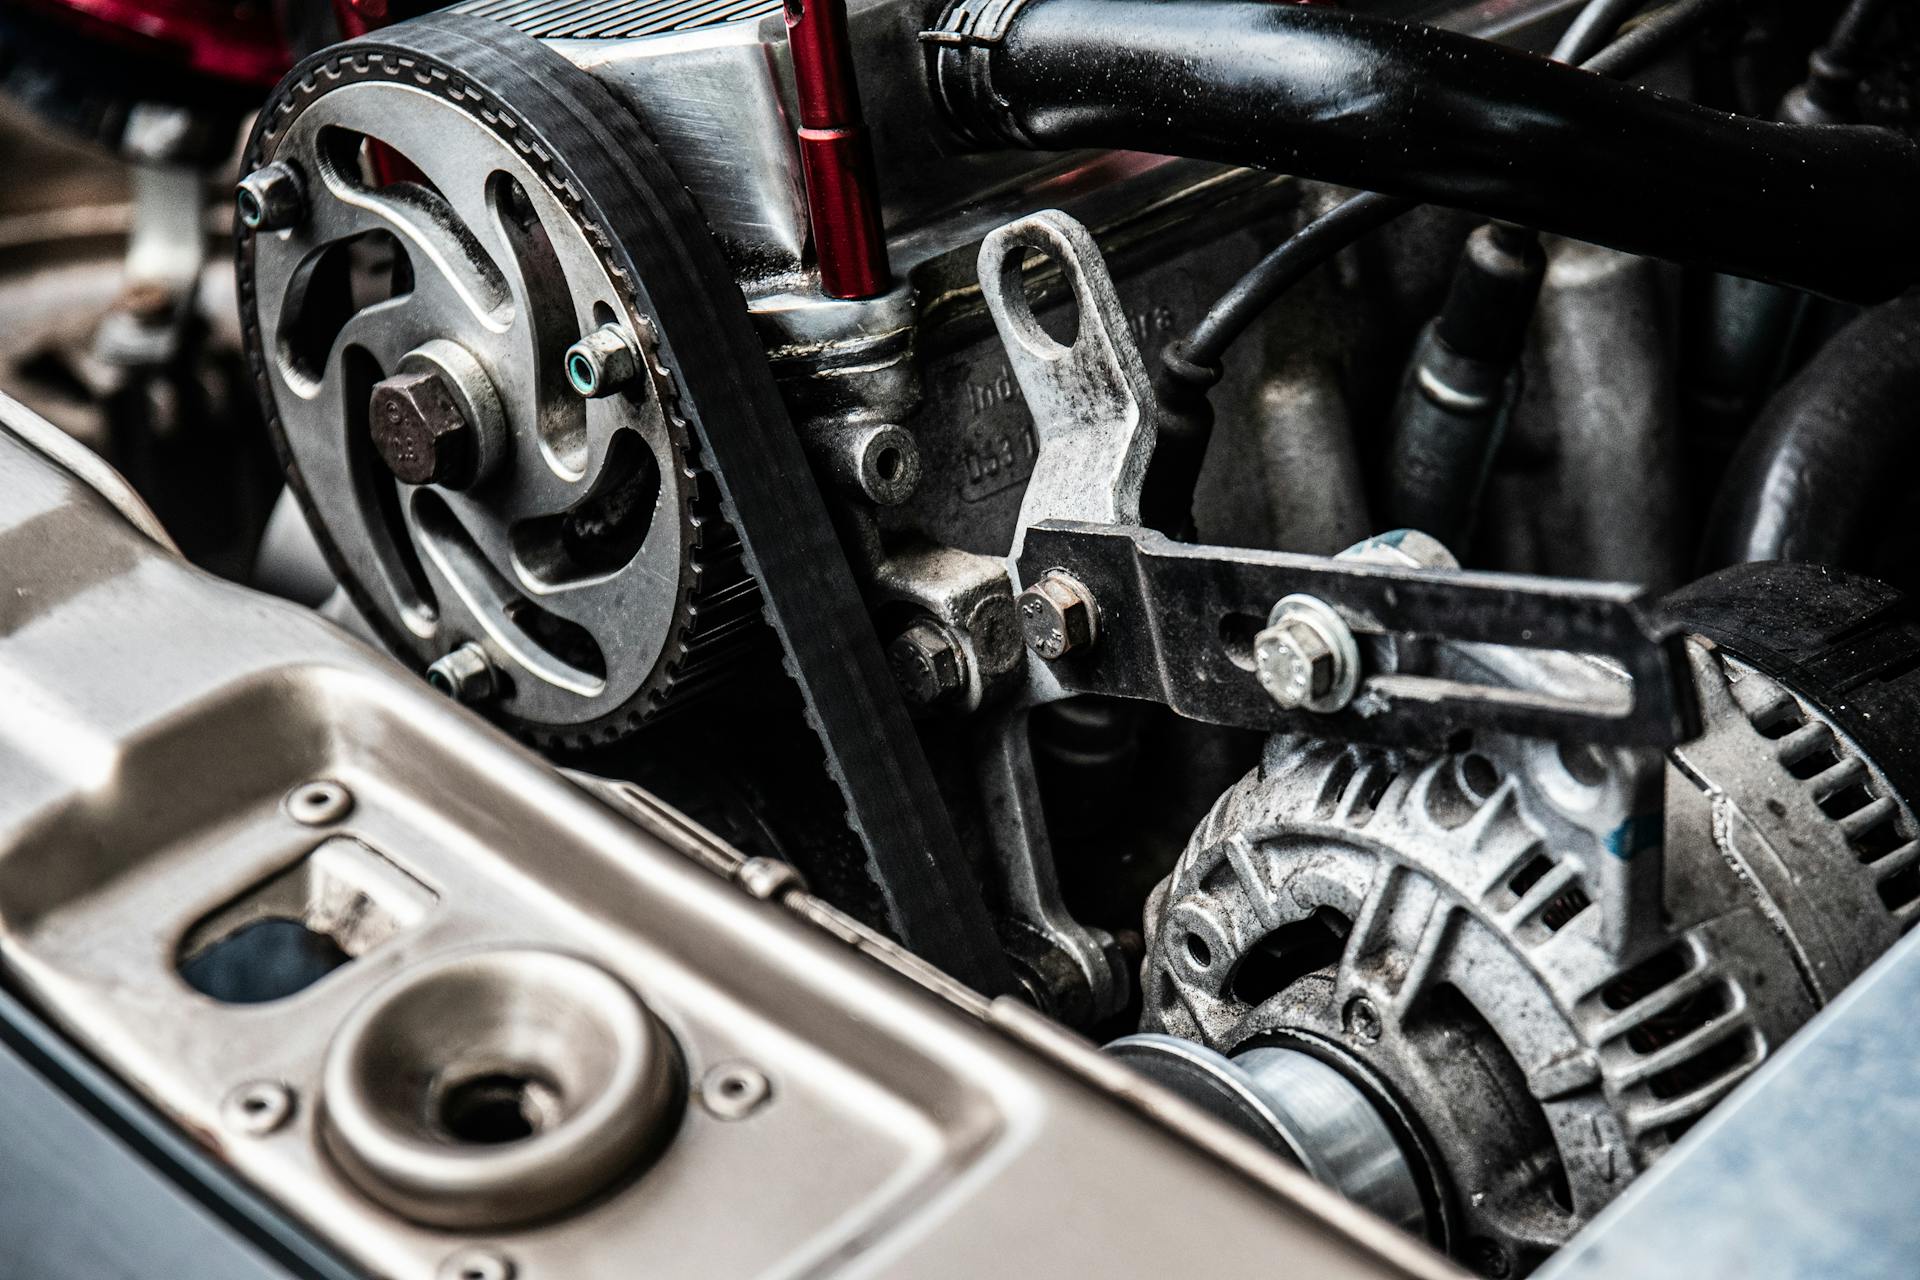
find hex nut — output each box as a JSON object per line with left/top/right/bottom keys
{"left": 369, "top": 369, "right": 477, "bottom": 487}
{"left": 888, "top": 620, "right": 966, "bottom": 709}
{"left": 1018, "top": 571, "right": 1097, "bottom": 661}
{"left": 565, "top": 323, "right": 641, "bottom": 398}
{"left": 426, "top": 642, "right": 497, "bottom": 704}
{"left": 236, "top": 161, "right": 306, "bottom": 232}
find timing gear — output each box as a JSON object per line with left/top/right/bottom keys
{"left": 238, "top": 25, "right": 755, "bottom": 746}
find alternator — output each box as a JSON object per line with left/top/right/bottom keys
{"left": 1137, "top": 565, "right": 1920, "bottom": 1276}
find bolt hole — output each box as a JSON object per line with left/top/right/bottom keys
{"left": 874, "top": 446, "right": 902, "bottom": 482}
{"left": 426, "top": 667, "right": 455, "bottom": 696}
{"left": 243, "top": 1094, "right": 270, "bottom": 1113}
{"left": 1184, "top": 933, "right": 1212, "bottom": 968}
{"left": 237, "top": 188, "right": 263, "bottom": 228}
{"left": 1557, "top": 741, "right": 1607, "bottom": 787}
{"left": 437, "top": 1072, "right": 558, "bottom": 1146}
{"left": 1461, "top": 753, "right": 1500, "bottom": 801}
{"left": 1218, "top": 612, "right": 1263, "bottom": 671}
{"left": 721, "top": 1076, "right": 748, "bottom": 1097}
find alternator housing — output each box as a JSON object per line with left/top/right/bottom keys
{"left": 1142, "top": 626, "right": 1919, "bottom": 1273}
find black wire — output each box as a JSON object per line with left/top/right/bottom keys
{"left": 1177, "top": 192, "right": 1415, "bottom": 370}
{"left": 1169, "top": 0, "right": 1752, "bottom": 380}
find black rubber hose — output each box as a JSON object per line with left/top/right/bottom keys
{"left": 1552, "top": 0, "right": 1649, "bottom": 64}
{"left": 1703, "top": 293, "right": 1920, "bottom": 568}
{"left": 931, "top": 0, "right": 1920, "bottom": 303}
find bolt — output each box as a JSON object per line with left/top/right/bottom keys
{"left": 426, "top": 642, "right": 497, "bottom": 704}
{"left": 888, "top": 620, "right": 966, "bottom": 710}
{"left": 1256, "top": 619, "right": 1336, "bottom": 707}
{"left": 223, "top": 1081, "right": 295, "bottom": 1136}
{"left": 1254, "top": 595, "right": 1358, "bottom": 713}
{"left": 369, "top": 369, "right": 477, "bottom": 487}
{"left": 1018, "top": 571, "right": 1097, "bottom": 661}
{"left": 235, "top": 161, "right": 306, "bottom": 232}
{"left": 565, "top": 323, "right": 641, "bottom": 397}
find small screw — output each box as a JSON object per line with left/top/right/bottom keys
{"left": 1254, "top": 594, "right": 1358, "bottom": 713}
{"left": 565, "top": 323, "right": 641, "bottom": 397}
{"left": 1344, "top": 995, "right": 1383, "bottom": 1044}
{"left": 438, "top": 1248, "right": 514, "bottom": 1280}
{"left": 223, "top": 1081, "right": 294, "bottom": 1136}
{"left": 369, "top": 369, "right": 477, "bottom": 488}
{"left": 286, "top": 780, "right": 353, "bottom": 826}
{"left": 888, "top": 619, "right": 966, "bottom": 710}
{"left": 426, "top": 642, "right": 497, "bottom": 704}
{"left": 236, "top": 161, "right": 306, "bottom": 232}
{"left": 699, "top": 1062, "right": 771, "bottom": 1120}
{"left": 1018, "top": 571, "right": 1097, "bottom": 661}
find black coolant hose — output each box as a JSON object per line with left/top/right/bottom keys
{"left": 927, "top": 0, "right": 1920, "bottom": 303}
{"left": 1703, "top": 293, "right": 1920, "bottom": 569}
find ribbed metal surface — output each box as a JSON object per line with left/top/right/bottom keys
{"left": 452, "top": 0, "right": 779, "bottom": 39}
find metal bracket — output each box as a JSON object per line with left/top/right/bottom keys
{"left": 979, "top": 209, "right": 1161, "bottom": 567}
{"left": 1016, "top": 521, "right": 1701, "bottom": 749}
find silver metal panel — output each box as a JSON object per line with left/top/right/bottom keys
{"left": 1544, "top": 922, "right": 1920, "bottom": 1280}
{"left": 0, "top": 426, "right": 1459, "bottom": 1280}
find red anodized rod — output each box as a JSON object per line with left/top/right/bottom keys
{"left": 785, "top": 0, "right": 892, "bottom": 299}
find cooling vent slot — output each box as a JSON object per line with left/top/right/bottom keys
{"left": 1737, "top": 671, "right": 1920, "bottom": 923}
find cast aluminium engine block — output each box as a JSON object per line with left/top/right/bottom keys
{"left": 1139, "top": 628, "right": 1920, "bottom": 1273}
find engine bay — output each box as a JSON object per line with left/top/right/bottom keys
{"left": 1, "top": 0, "right": 1917, "bottom": 1275}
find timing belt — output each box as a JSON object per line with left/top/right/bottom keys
{"left": 330, "top": 16, "right": 1016, "bottom": 996}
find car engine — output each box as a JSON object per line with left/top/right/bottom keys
{"left": 1, "top": 0, "right": 1917, "bottom": 1275}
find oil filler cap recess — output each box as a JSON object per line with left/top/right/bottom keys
{"left": 319, "top": 948, "right": 682, "bottom": 1228}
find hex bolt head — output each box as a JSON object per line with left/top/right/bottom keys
{"left": 565, "top": 323, "right": 641, "bottom": 398}
{"left": 1256, "top": 619, "right": 1337, "bottom": 707}
{"left": 888, "top": 619, "right": 966, "bottom": 710}
{"left": 1254, "top": 594, "right": 1360, "bottom": 713}
{"left": 1018, "top": 571, "right": 1097, "bottom": 661}
{"left": 235, "top": 161, "right": 306, "bottom": 232}
{"left": 426, "top": 642, "right": 497, "bottom": 704}
{"left": 368, "top": 369, "right": 478, "bottom": 488}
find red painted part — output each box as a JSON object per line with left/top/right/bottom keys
{"left": 332, "top": 0, "right": 388, "bottom": 38}
{"left": 327, "top": 0, "right": 428, "bottom": 186}
{"left": 798, "top": 126, "right": 891, "bottom": 299}
{"left": 785, "top": 0, "right": 890, "bottom": 299}
{"left": 15, "top": 0, "right": 291, "bottom": 86}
